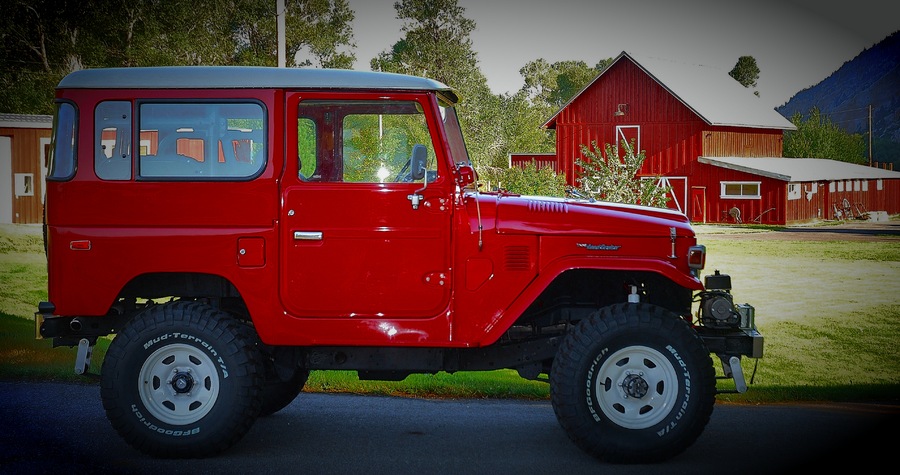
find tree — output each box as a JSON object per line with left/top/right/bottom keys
{"left": 371, "top": 0, "right": 479, "bottom": 90}
{"left": 477, "top": 161, "right": 567, "bottom": 197}
{"left": 783, "top": 107, "right": 866, "bottom": 164}
{"left": 729, "top": 55, "right": 760, "bottom": 97}
{"left": 519, "top": 58, "right": 611, "bottom": 110}
{"left": 0, "top": 0, "right": 357, "bottom": 114}
{"left": 575, "top": 140, "right": 670, "bottom": 208}
{"left": 372, "top": 0, "right": 502, "bottom": 172}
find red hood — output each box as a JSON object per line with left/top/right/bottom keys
{"left": 472, "top": 192, "right": 695, "bottom": 238}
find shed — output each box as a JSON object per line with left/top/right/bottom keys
{"left": 0, "top": 113, "right": 52, "bottom": 224}
{"left": 541, "top": 51, "right": 900, "bottom": 224}
{"left": 508, "top": 152, "right": 557, "bottom": 171}
{"left": 697, "top": 156, "right": 900, "bottom": 223}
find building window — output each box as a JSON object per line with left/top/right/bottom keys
{"left": 787, "top": 183, "right": 800, "bottom": 200}
{"left": 720, "top": 181, "right": 760, "bottom": 199}
{"left": 877, "top": 179, "right": 883, "bottom": 190}
{"left": 14, "top": 173, "right": 34, "bottom": 196}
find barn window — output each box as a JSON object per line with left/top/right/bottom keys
{"left": 720, "top": 181, "right": 760, "bottom": 199}
{"left": 862, "top": 181, "right": 868, "bottom": 192}
{"left": 615, "top": 125, "right": 640, "bottom": 156}
{"left": 787, "top": 183, "right": 801, "bottom": 200}
{"left": 877, "top": 179, "right": 883, "bottom": 191}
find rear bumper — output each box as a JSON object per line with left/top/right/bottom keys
{"left": 35, "top": 301, "right": 119, "bottom": 346}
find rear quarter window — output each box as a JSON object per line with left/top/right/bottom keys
{"left": 47, "top": 102, "right": 77, "bottom": 181}
{"left": 138, "top": 102, "right": 266, "bottom": 180}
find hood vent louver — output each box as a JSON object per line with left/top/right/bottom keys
{"left": 527, "top": 200, "right": 568, "bottom": 214}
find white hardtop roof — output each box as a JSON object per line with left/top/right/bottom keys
{"left": 57, "top": 66, "right": 458, "bottom": 103}
{"left": 545, "top": 52, "right": 796, "bottom": 131}
{"left": 699, "top": 156, "right": 900, "bottom": 182}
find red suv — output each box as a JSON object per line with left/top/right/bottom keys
{"left": 36, "top": 66, "right": 762, "bottom": 464}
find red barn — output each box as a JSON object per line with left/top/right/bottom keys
{"left": 542, "top": 52, "right": 900, "bottom": 225}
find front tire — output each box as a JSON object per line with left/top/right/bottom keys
{"left": 550, "top": 303, "right": 716, "bottom": 464}
{"left": 100, "top": 301, "right": 264, "bottom": 458}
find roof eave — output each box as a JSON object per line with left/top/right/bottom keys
{"left": 698, "top": 156, "right": 791, "bottom": 181}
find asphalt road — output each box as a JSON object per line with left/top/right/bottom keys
{"left": 2, "top": 382, "right": 897, "bottom": 475}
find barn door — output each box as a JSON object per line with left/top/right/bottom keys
{"left": 690, "top": 187, "right": 707, "bottom": 223}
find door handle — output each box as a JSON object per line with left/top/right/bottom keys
{"left": 294, "top": 231, "right": 323, "bottom": 241}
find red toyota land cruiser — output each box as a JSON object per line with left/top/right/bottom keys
{"left": 36, "top": 66, "right": 762, "bottom": 464}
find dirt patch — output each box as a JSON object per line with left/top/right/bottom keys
{"left": 695, "top": 220, "right": 900, "bottom": 242}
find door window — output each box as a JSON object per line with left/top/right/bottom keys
{"left": 297, "top": 100, "right": 437, "bottom": 183}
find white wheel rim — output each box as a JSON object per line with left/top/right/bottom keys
{"left": 138, "top": 343, "right": 220, "bottom": 425}
{"left": 594, "top": 345, "right": 680, "bottom": 429}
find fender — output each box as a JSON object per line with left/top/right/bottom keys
{"left": 475, "top": 255, "right": 703, "bottom": 346}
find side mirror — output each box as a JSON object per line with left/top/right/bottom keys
{"left": 410, "top": 144, "right": 427, "bottom": 181}
{"left": 455, "top": 163, "right": 476, "bottom": 187}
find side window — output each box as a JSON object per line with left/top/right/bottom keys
{"left": 48, "top": 102, "right": 77, "bottom": 181}
{"left": 138, "top": 102, "right": 266, "bottom": 179}
{"left": 297, "top": 118, "right": 317, "bottom": 178}
{"left": 297, "top": 100, "right": 437, "bottom": 183}
{"left": 95, "top": 101, "right": 132, "bottom": 180}
{"left": 342, "top": 103, "right": 437, "bottom": 183}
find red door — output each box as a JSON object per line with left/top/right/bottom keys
{"left": 279, "top": 92, "right": 453, "bottom": 319}
{"left": 690, "top": 187, "right": 706, "bottom": 223}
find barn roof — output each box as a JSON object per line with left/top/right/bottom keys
{"left": 544, "top": 52, "right": 796, "bottom": 131}
{"left": 698, "top": 156, "right": 900, "bottom": 182}
{"left": 0, "top": 113, "right": 53, "bottom": 129}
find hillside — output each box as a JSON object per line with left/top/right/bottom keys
{"left": 777, "top": 30, "right": 900, "bottom": 168}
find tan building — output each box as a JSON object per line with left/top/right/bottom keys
{"left": 0, "top": 113, "right": 52, "bottom": 224}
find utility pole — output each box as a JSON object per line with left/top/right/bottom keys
{"left": 868, "top": 104, "right": 873, "bottom": 167}
{"left": 277, "top": 0, "right": 286, "bottom": 68}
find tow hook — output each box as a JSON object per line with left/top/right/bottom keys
{"left": 75, "top": 338, "right": 94, "bottom": 375}
{"left": 719, "top": 355, "right": 748, "bottom": 393}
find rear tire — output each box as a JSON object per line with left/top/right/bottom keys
{"left": 259, "top": 360, "right": 308, "bottom": 417}
{"left": 550, "top": 303, "right": 715, "bottom": 464}
{"left": 100, "top": 301, "right": 263, "bottom": 458}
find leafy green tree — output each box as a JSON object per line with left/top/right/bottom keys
{"left": 371, "top": 0, "right": 479, "bottom": 90}
{"left": 783, "top": 107, "right": 866, "bottom": 164}
{"left": 0, "top": 0, "right": 88, "bottom": 113}
{"left": 575, "top": 140, "right": 670, "bottom": 207}
{"left": 0, "top": 0, "right": 357, "bottom": 114}
{"left": 729, "top": 55, "right": 760, "bottom": 96}
{"left": 477, "top": 161, "right": 567, "bottom": 197}
{"left": 371, "top": 0, "right": 503, "bottom": 175}
{"left": 519, "top": 58, "right": 611, "bottom": 109}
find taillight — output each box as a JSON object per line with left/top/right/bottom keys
{"left": 688, "top": 245, "right": 706, "bottom": 270}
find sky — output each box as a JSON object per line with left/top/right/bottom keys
{"left": 346, "top": 0, "right": 899, "bottom": 110}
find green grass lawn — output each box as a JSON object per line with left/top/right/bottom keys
{"left": 2, "top": 223, "right": 898, "bottom": 403}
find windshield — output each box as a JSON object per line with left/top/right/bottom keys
{"left": 439, "top": 104, "right": 470, "bottom": 166}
